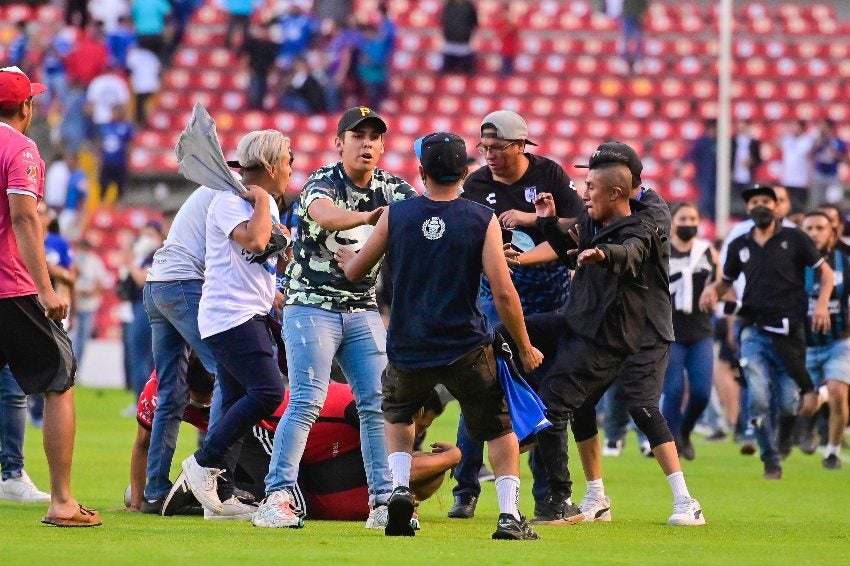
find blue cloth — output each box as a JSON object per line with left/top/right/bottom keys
{"left": 0, "top": 366, "right": 27, "bottom": 479}
{"left": 65, "top": 169, "right": 88, "bottom": 211}
{"left": 142, "top": 280, "right": 218, "bottom": 500}
{"left": 277, "top": 13, "right": 315, "bottom": 64}
{"left": 45, "top": 233, "right": 73, "bottom": 269}
{"left": 495, "top": 352, "right": 550, "bottom": 443}
{"left": 814, "top": 138, "right": 848, "bottom": 176}
{"left": 266, "top": 305, "right": 392, "bottom": 506}
{"left": 224, "top": 0, "right": 257, "bottom": 15}
{"left": 99, "top": 121, "right": 134, "bottom": 166}
{"left": 132, "top": 0, "right": 172, "bottom": 35}
{"left": 107, "top": 29, "right": 137, "bottom": 67}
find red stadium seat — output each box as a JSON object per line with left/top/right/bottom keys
{"left": 625, "top": 99, "right": 654, "bottom": 120}
{"left": 762, "top": 101, "right": 790, "bottom": 122}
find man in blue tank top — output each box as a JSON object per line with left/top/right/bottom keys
{"left": 336, "top": 132, "right": 544, "bottom": 540}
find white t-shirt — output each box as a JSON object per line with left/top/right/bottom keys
{"left": 198, "top": 191, "right": 281, "bottom": 339}
{"left": 126, "top": 48, "right": 161, "bottom": 94}
{"left": 75, "top": 251, "right": 111, "bottom": 313}
{"left": 779, "top": 134, "right": 815, "bottom": 188}
{"left": 86, "top": 73, "right": 131, "bottom": 125}
{"left": 732, "top": 134, "right": 752, "bottom": 185}
{"left": 44, "top": 160, "right": 70, "bottom": 209}
{"left": 148, "top": 186, "right": 216, "bottom": 282}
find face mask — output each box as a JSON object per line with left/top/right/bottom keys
{"left": 749, "top": 206, "right": 775, "bottom": 229}
{"left": 675, "top": 225, "right": 698, "bottom": 241}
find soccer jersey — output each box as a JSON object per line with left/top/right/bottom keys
{"left": 806, "top": 247, "right": 850, "bottom": 346}
{"left": 136, "top": 373, "right": 210, "bottom": 432}
{"left": 0, "top": 122, "right": 45, "bottom": 298}
{"left": 285, "top": 162, "right": 416, "bottom": 312}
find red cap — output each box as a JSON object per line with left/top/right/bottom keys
{"left": 0, "top": 66, "right": 47, "bottom": 109}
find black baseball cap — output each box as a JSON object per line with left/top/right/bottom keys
{"left": 414, "top": 132, "right": 468, "bottom": 183}
{"left": 576, "top": 141, "right": 643, "bottom": 187}
{"left": 336, "top": 106, "right": 387, "bottom": 136}
{"left": 741, "top": 183, "right": 777, "bottom": 202}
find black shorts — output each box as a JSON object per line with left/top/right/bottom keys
{"left": 612, "top": 339, "right": 670, "bottom": 408}
{"left": 383, "top": 345, "right": 512, "bottom": 442}
{"left": 0, "top": 295, "right": 76, "bottom": 395}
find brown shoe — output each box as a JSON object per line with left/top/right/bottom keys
{"left": 42, "top": 504, "right": 103, "bottom": 527}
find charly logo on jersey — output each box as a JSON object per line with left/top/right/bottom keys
{"left": 739, "top": 247, "right": 750, "bottom": 263}
{"left": 422, "top": 216, "right": 446, "bottom": 240}
{"left": 524, "top": 186, "right": 537, "bottom": 203}
{"left": 781, "top": 240, "right": 788, "bottom": 249}
{"left": 486, "top": 192, "right": 496, "bottom": 205}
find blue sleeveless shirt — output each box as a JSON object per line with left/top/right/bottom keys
{"left": 385, "top": 196, "right": 494, "bottom": 369}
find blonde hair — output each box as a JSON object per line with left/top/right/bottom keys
{"left": 234, "top": 129, "right": 291, "bottom": 171}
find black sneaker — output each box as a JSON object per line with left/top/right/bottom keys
{"left": 823, "top": 454, "right": 841, "bottom": 470}
{"left": 531, "top": 495, "right": 585, "bottom": 525}
{"left": 447, "top": 494, "right": 477, "bottom": 519}
{"left": 492, "top": 513, "right": 540, "bottom": 540}
{"left": 385, "top": 486, "right": 415, "bottom": 537}
{"left": 763, "top": 462, "right": 783, "bottom": 480}
{"left": 232, "top": 487, "right": 256, "bottom": 505}
{"left": 162, "top": 472, "right": 198, "bottom": 516}
{"left": 706, "top": 430, "right": 728, "bottom": 442}
{"left": 140, "top": 497, "right": 164, "bottom": 514}
{"left": 677, "top": 437, "right": 696, "bottom": 461}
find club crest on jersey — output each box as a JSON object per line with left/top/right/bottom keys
{"left": 524, "top": 186, "right": 537, "bottom": 203}
{"left": 25, "top": 164, "right": 37, "bottom": 183}
{"left": 422, "top": 216, "right": 446, "bottom": 240}
{"left": 739, "top": 247, "right": 750, "bottom": 263}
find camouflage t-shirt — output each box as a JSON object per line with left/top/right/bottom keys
{"left": 285, "top": 161, "right": 416, "bottom": 311}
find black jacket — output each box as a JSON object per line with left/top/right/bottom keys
{"left": 634, "top": 188, "right": 674, "bottom": 344}
{"left": 539, "top": 200, "right": 660, "bottom": 353}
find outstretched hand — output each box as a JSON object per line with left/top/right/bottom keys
{"left": 533, "top": 193, "right": 556, "bottom": 218}
{"left": 568, "top": 246, "right": 605, "bottom": 267}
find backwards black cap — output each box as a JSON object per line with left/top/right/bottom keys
{"left": 414, "top": 132, "right": 468, "bottom": 183}
{"left": 576, "top": 141, "right": 643, "bottom": 187}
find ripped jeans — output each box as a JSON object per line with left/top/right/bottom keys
{"left": 264, "top": 305, "right": 392, "bottom": 507}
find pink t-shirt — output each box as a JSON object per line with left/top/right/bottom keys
{"left": 0, "top": 121, "right": 45, "bottom": 298}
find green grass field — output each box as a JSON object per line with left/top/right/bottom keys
{"left": 3, "top": 387, "right": 848, "bottom": 564}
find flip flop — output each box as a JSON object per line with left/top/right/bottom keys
{"left": 42, "top": 504, "right": 103, "bottom": 527}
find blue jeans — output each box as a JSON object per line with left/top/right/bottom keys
{"left": 70, "top": 310, "right": 96, "bottom": 364}
{"left": 739, "top": 326, "right": 800, "bottom": 465}
{"left": 453, "top": 298, "right": 549, "bottom": 504}
{"left": 662, "top": 338, "right": 714, "bottom": 440}
{"left": 142, "top": 280, "right": 218, "bottom": 500}
{"left": 0, "top": 366, "right": 26, "bottom": 479}
{"left": 127, "top": 299, "right": 154, "bottom": 398}
{"left": 265, "top": 306, "right": 392, "bottom": 507}
{"left": 196, "top": 317, "right": 284, "bottom": 468}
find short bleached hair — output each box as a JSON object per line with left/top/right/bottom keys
{"left": 234, "top": 129, "right": 291, "bottom": 171}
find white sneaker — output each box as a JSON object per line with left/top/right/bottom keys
{"left": 181, "top": 455, "right": 223, "bottom": 514}
{"left": 639, "top": 441, "right": 653, "bottom": 457}
{"left": 579, "top": 493, "right": 612, "bottom": 522}
{"left": 365, "top": 504, "right": 389, "bottom": 529}
{"left": 668, "top": 497, "right": 706, "bottom": 526}
{"left": 0, "top": 471, "right": 51, "bottom": 503}
{"left": 252, "top": 490, "right": 304, "bottom": 528}
{"left": 204, "top": 496, "right": 257, "bottom": 521}
{"left": 602, "top": 439, "right": 624, "bottom": 457}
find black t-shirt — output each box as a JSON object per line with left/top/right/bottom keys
{"left": 669, "top": 242, "right": 715, "bottom": 343}
{"left": 723, "top": 225, "right": 824, "bottom": 329}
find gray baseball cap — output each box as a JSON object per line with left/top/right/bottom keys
{"left": 480, "top": 110, "right": 538, "bottom": 146}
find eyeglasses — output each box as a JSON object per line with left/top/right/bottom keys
{"left": 476, "top": 140, "right": 518, "bottom": 155}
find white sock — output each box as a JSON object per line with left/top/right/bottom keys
{"left": 495, "top": 475, "right": 521, "bottom": 520}
{"left": 387, "top": 452, "right": 412, "bottom": 489}
{"left": 826, "top": 444, "right": 841, "bottom": 457}
{"left": 586, "top": 478, "right": 605, "bottom": 499}
{"left": 667, "top": 471, "right": 691, "bottom": 502}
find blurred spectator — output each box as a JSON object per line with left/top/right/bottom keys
{"left": 131, "top": 0, "right": 172, "bottom": 61}
{"left": 8, "top": 22, "right": 29, "bottom": 69}
{"left": 44, "top": 152, "right": 72, "bottom": 213}
{"left": 106, "top": 15, "right": 138, "bottom": 70}
{"left": 98, "top": 106, "right": 135, "bottom": 203}
{"left": 224, "top": 0, "right": 260, "bottom": 49}
{"left": 125, "top": 46, "right": 162, "bottom": 125}
{"left": 679, "top": 119, "right": 718, "bottom": 221}
{"left": 277, "top": 1, "right": 317, "bottom": 70}
{"left": 57, "top": 154, "right": 90, "bottom": 241}
{"left": 356, "top": 13, "right": 393, "bottom": 111}
{"left": 70, "top": 239, "right": 110, "bottom": 366}
{"left": 731, "top": 118, "right": 762, "bottom": 216}
{"left": 166, "top": 0, "right": 202, "bottom": 60}
{"left": 86, "top": 65, "right": 131, "bottom": 126}
{"left": 810, "top": 119, "right": 848, "bottom": 208}
{"left": 321, "top": 16, "right": 361, "bottom": 113}
{"left": 60, "top": 79, "right": 91, "bottom": 156}
{"left": 65, "top": 0, "right": 90, "bottom": 28}
{"left": 620, "top": 0, "right": 649, "bottom": 74}
{"left": 280, "top": 58, "right": 327, "bottom": 115}
{"left": 779, "top": 120, "right": 816, "bottom": 213}
{"left": 38, "top": 23, "right": 74, "bottom": 111}
{"left": 89, "top": 0, "right": 131, "bottom": 32}
{"left": 440, "top": 0, "right": 478, "bottom": 75}
{"left": 244, "top": 23, "right": 282, "bottom": 110}
{"left": 314, "top": 0, "right": 351, "bottom": 28}
{"left": 65, "top": 22, "right": 110, "bottom": 86}
{"left": 493, "top": 12, "right": 518, "bottom": 77}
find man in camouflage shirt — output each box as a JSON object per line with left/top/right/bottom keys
{"left": 256, "top": 107, "right": 417, "bottom": 529}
